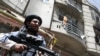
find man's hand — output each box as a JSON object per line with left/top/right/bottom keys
{"left": 11, "top": 44, "right": 27, "bottom": 52}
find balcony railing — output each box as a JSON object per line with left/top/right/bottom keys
{"left": 66, "top": 0, "right": 82, "bottom": 12}
{"left": 64, "top": 22, "right": 83, "bottom": 38}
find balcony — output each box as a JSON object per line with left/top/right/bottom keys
{"left": 51, "top": 21, "right": 86, "bottom": 56}
{"left": 55, "top": 0, "right": 82, "bottom": 13}
{"left": 51, "top": 20, "right": 84, "bottom": 39}
{"left": 66, "top": 0, "right": 82, "bottom": 13}
{"left": 52, "top": 13, "right": 84, "bottom": 39}
{"left": 64, "top": 22, "right": 83, "bottom": 38}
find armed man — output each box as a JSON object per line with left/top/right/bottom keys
{"left": 0, "top": 15, "right": 48, "bottom": 56}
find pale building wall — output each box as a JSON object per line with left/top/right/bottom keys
{"left": 2, "top": 0, "right": 28, "bottom": 13}
{"left": 25, "top": 0, "right": 54, "bottom": 28}
{"left": 2, "top": 0, "right": 55, "bottom": 28}
{"left": 83, "top": 0, "right": 100, "bottom": 54}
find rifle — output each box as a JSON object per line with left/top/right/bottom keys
{"left": 9, "top": 34, "right": 59, "bottom": 56}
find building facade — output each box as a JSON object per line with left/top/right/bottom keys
{"left": 0, "top": 0, "right": 100, "bottom": 56}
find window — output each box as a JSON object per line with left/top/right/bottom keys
{"left": 95, "top": 34, "right": 100, "bottom": 45}
{"left": 96, "top": 16, "right": 99, "bottom": 23}
{"left": 58, "top": 15, "right": 63, "bottom": 21}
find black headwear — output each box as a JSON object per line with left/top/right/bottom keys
{"left": 24, "top": 15, "right": 42, "bottom": 29}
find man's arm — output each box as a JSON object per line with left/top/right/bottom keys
{"left": 0, "top": 33, "right": 16, "bottom": 50}
{"left": 0, "top": 33, "right": 27, "bottom": 52}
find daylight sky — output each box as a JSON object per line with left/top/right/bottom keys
{"left": 88, "top": 0, "right": 100, "bottom": 10}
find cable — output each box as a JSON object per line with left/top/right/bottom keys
{"left": 91, "top": 0, "right": 100, "bottom": 8}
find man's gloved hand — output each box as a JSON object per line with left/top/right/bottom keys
{"left": 11, "top": 43, "right": 27, "bottom": 52}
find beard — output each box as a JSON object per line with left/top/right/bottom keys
{"left": 28, "top": 26, "right": 39, "bottom": 36}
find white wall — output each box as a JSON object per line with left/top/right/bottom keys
{"left": 3, "top": 0, "right": 28, "bottom": 13}
{"left": 51, "top": 22, "right": 66, "bottom": 34}
{"left": 24, "top": 0, "right": 54, "bottom": 28}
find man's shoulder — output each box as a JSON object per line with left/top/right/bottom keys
{"left": 0, "top": 31, "right": 19, "bottom": 36}
{"left": 9, "top": 31, "right": 20, "bottom": 36}
{"left": 10, "top": 31, "right": 19, "bottom": 34}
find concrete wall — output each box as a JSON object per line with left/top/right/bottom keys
{"left": 25, "top": 0, "right": 54, "bottom": 28}
{"left": 2, "top": 0, "right": 28, "bottom": 13}
{"left": 82, "top": 0, "right": 100, "bottom": 54}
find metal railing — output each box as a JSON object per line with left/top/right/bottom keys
{"left": 64, "top": 22, "right": 83, "bottom": 38}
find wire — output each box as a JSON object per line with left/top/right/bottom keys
{"left": 91, "top": 0, "right": 100, "bottom": 8}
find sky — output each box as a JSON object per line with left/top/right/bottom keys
{"left": 88, "top": 0, "right": 100, "bottom": 10}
